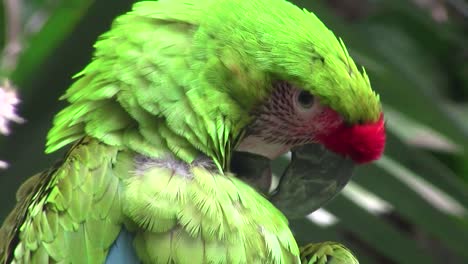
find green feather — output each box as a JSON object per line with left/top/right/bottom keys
{"left": 1, "top": 140, "right": 125, "bottom": 263}
{"left": 300, "top": 242, "right": 359, "bottom": 264}
{"left": 122, "top": 158, "right": 300, "bottom": 263}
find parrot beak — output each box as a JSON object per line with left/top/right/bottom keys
{"left": 270, "top": 144, "right": 355, "bottom": 219}
{"left": 231, "top": 151, "right": 273, "bottom": 194}
{"left": 231, "top": 144, "right": 355, "bottom": 219}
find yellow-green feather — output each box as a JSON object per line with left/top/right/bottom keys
{"left": 300, "top": 242, "right": 359, "bottom": 264}
{"left": 0, "top": 139, "right": 125, "bottom": 263}
{"left": 123, "top": 157, "right": 300, "bottom": 263}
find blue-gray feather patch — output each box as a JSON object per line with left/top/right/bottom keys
{"left": 105, "top": 228, "right": 140, "bottom": 264}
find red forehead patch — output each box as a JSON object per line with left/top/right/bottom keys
{"left": 317, "top": 113, "right": 386, "bottom": 164}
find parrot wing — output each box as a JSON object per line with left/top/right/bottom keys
{"left": 1, "top": 172, "right": 48, "bottom": 263}
{"left": 0, "top": 138, "right": 125, "bottom": 263}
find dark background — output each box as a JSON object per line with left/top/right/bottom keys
{"left": 1, "top": 0, "right": 467, "bottom": 263}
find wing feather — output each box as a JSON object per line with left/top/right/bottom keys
{"left": 0, "top": 139, "right": 125, "bottom": 263}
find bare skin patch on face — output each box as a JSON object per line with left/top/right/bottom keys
{"left": 237, "top": 81, "right": 342, "bottom": 159}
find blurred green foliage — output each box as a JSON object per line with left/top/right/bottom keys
{"left": 1, "top": 0, "right": 467, "bottom": 263}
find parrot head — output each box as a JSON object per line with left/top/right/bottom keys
{"left": 190, "top": 0, "right": 386, "bottom": 218}
{"left": 206, "top": 1, "right": 386, "bottom": 164}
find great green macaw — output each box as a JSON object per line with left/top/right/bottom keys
{"left": 0, "top": 0, "right": 385, "bottom": 263}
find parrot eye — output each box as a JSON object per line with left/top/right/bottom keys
{"left": 296, "top": 90, "right": 314, "bottom": 109}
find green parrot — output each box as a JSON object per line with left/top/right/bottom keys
{"left": 0, "top": 0, "right": 385, "bottom": 263}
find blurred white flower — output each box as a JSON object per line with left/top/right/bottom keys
{"left": 0, "top": 160, "right": 8, "bottom": 169}
{"left": 0, "top": 79, "right": 24, "bottom": 135}
{"left": 0, "top": 79, "right": 24, "bottom": 169}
